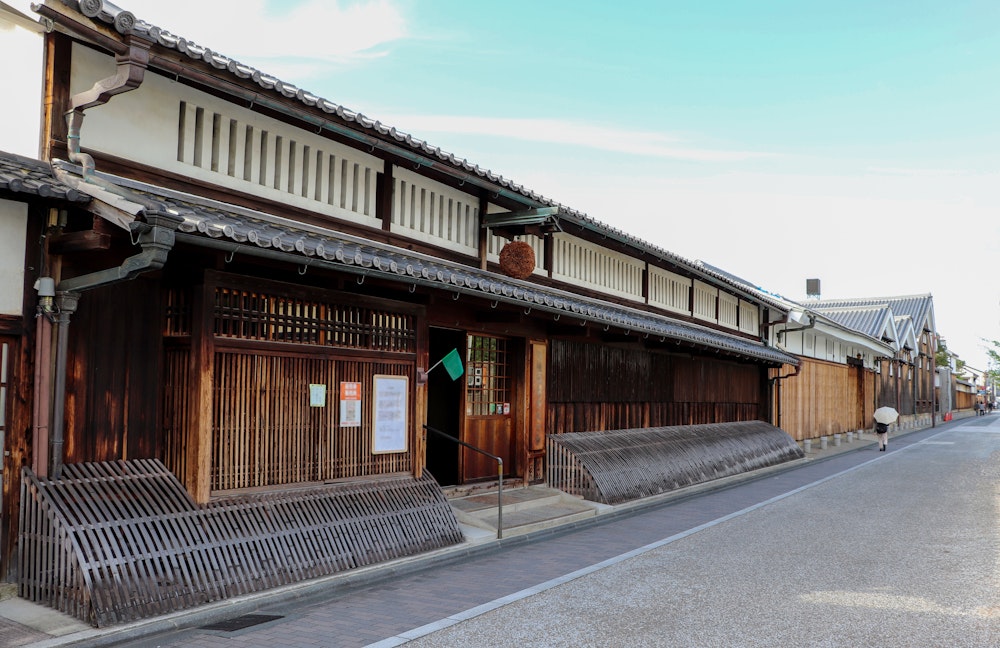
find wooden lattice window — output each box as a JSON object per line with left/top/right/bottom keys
{"left": 466, "top": 335, "right": 510, "bottom": 416}
{"left": 213, "top": 287, "right": 415, "bottom": 353}
{"left": 163, "top": 287, "right": 193, "bottom": 337}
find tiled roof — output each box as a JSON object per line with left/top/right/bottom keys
{"left": 812, "top": 295, "right": 935, "bottom": 333}
{"left": 0, "top": 151, "right": 91, "bottom": 203}
{"left": 47, "top": 157, "right": 798, "bottom": 366}
{"left": 811, "top": 305, "right": 895, "bottom": 341}
{"left": 48, "top": 0, "right": 783, "bottom": 313}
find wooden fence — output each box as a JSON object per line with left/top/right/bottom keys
{"left": 19, "top": 459, "right": 461, "bottom": 627}
{"left": 771, "top": 358, "right": 875, "bottom": 440}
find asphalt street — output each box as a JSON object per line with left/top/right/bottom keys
{"left": 402, "top": 417, "right": 1000, "bottom": 648}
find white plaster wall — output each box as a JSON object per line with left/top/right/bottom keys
{"left": 0, "top": 199, "right": 28, "bottom": 315}
{"left": 0, "top": 8, "right": 45, "bottom": 157}
{"left": 71, "top": 44, "right": 382, "bottom": 225}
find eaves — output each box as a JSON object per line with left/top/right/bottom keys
{"left": 0, "top": 151, "right": 92, "bottom": 203}
{"left": 51, "top": 159, "right": 799, "bottom": 367}
{"left": 39, "top": 0, "right": 789, "bottom": 314}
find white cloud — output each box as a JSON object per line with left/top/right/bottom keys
{"left": 867, "top": 166, "right": 967, "bottom": 177}
{"left": 119, "top": 0, "right": 407, "bottom": 66}
{"left": 378, "top": 114, "right": 772, "bottom": 162}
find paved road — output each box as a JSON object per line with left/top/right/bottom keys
{"left": 10, "top": 417, "right": 996, "bottom": 647}
{"left": 402, "top": 417, "right": 1000, "bottom": 648}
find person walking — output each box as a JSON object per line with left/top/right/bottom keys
{"left": 874, "top": 420, "right": 889, "bottom": 451}
{"left": 872, "top": 406, "right": 897, "bottom": 452}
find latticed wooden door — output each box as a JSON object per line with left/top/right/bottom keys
{"left": 462, "top": 334, "right": 513, "bottom": 482}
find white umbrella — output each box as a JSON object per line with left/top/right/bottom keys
{"left": 873, "top": 406, "right": 899, "bottom": 425}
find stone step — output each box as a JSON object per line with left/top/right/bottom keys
{"left": 449, "top": 486, "right": 567, "bottom": 517}
{"left": 449, "top": 486, "right": 600, "bottom": 539}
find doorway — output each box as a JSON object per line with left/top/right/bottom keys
{"left": 462, "top": 334, "right": 516, "bottom": 483}
{"left": 425, "top": 328, "right": 464, "bottom": 485}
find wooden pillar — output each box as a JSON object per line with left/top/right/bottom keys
{"left": 413, "top": 316, "right": 428, "bottom": 479}
{"left": 477, "top": 194, "right": 489, "bottom": 270}
{"left": 527, "top": 339, "right": 547, "bottom": 484}
{"left": 185, "top": 277, "right": 215, "bottom": 503}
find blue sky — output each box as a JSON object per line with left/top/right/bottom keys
{"left": 16, "top": 0, "right": 1000, "bottom": 366}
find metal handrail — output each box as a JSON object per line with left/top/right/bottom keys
{"left": 423, "top": 424, "right": 504, "bottom": 539}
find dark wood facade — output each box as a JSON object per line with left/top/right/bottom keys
{"left": 547, "top": 339, "right": 767, "bottom": 433}
{"left": 64, "top": 278, "right": 164, "bottom": 464}
{"left": 877, "top": 343, "right": 936, "bottom": 417}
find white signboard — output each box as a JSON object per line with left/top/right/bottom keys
{"left": 372, "top": 374, "right": 408, "bottom": 454}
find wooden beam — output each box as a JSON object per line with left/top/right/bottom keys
{"left": 547, "top": 322, "right": 592, "bottom": 338}
{"left": 377, "top": 159, "right": 393, "bottom": 232}
{"left": 474, "top": 309, "right": 521, "bottom": 324}
{"left": 48, "top": 230, "right": 112, "bottom": 253}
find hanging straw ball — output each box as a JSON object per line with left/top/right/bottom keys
{"left": 498, "top": 240, "right": 536, "bottom": 279}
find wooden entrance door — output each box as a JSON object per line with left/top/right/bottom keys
{"left": 461, "top": 335, "right": 514, "bottom": 482}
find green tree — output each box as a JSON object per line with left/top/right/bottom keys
{"left": 937, "top": 338, "right": 968, "bottom": 378}
{"left": 982, "top": 338, "right": 1000, "bottom": 386}
{"left": 935, "top": 339, "right": 951, "bottom": 367}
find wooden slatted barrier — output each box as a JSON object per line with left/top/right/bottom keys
{"left": 546, "top": 421, "right": 805, "bottom": 505}
{"left": 18, "top": 460, "right": 462, "bottom": 627}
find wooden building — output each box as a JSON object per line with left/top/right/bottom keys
{"left": 699, "top": 266, "right": 896, "bottom": 442}
{"left": 812, "top": 294, "right": 938, "bottom": 429}
{"left": 769, "top": 306, "right": 894, "bottom": 442}
{"left": 0, "top": 0, "right": 802, "bottom": 591}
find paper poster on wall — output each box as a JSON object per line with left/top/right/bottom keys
{"left": 372, "top": 374, "right": 408, "bottom": 454}
{"left": 339, "top": 381, "right": 362, "bottom": 427}
{"left": 309, "top": 384, "right": 327, "bottom": 407}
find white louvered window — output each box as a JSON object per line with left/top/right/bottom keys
{"left": 648, "top": 268, "right": 692, "bottom": 314}
{"left": 718, "top": 292, "right": 739, "bottom": 330}
{"left": 692, "top": 280, "right": 718, "bottom": 322}
{"left": 550, "top": 234, "right": 644, "bottom": 301}
{"left": 391, "top": 167, "right": 480, "bottom": 255}
{"left": 738, "top": 300, "right": 759, "bottom": 335}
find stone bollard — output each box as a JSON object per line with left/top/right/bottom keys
{"left": 803, "top": 439, "right": 812, "bottom": 453}
{"left": 820, "top": 436, "right": 828, "bottom": 450}
{"left": 846, "top": 431, "right": 854, "bottom": 443}
{"left": 833, "top": 433, "right": 841, "bottom": 446}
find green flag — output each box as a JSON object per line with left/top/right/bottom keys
{"left": 441, "top": 348, "right": 464, "bottom": 380}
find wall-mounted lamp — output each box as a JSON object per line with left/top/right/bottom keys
{"left": 35, "top": 277, "right": 56, "bottom": 313}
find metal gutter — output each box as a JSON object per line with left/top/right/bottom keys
{"left": 49, "top": 210, "right": 183, "bottom": 478}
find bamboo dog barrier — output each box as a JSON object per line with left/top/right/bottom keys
{"left": 546, "top": 421, "right": 804, "bottom": 505}
{"left": 18, "top": 459, "right": 462, "bottom": 627}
